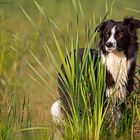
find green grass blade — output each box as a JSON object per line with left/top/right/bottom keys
{"left": 26, "top": 62, "right": 56, "bottom": 100}
{"left": 18, "top": 1, "right": 43, "bottom": 39}
{"left": 30, "top": 50, "right": 56, "bottom": 83}
{"left": 77, "top": 0, "right": 84, "bottom": 20}
{"left": 124, "top": 7, "right": 140, "bottom": 14}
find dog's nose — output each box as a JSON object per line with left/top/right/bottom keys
{"left": 106, "top": 42, "right": 113, "bottom": 48}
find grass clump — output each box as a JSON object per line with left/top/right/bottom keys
{"left": 5, "top": 0, "right": 139, "bottom": 140}
{"left": 58, "top": 49, "right": 107, "bottom": 140}
{"left": 0, "top": 0, "right": 140, "bottom": 140}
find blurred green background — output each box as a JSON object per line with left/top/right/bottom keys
{"left": 0, "top": 0, "right": 140, "bottom": 139}
{"left": 1, "top": 0, "right": 140, "bottom": 38}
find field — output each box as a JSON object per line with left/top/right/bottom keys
{"left": 0, "top": 0, "right": 140, "bottom": 140}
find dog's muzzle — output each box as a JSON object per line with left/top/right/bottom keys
{"left": 105, "top": 42, "right": 116, "bottom": 52}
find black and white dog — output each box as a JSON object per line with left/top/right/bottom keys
{"left": 51, "top": 17, "right": 140, "bottom": 126}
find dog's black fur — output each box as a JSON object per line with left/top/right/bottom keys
{"left": 97, "top": 17, "right": 140, "bottom": 94}
{"left": 58, "top": 17, "right": 140, "bottom": 119}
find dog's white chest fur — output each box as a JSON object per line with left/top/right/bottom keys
{"left": 102, "top": 52, "right": 133, "bottom": 103}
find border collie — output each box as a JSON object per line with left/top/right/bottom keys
{"left": 51, "top": 17, "right": 140, "bottom": 127}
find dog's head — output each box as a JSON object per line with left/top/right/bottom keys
{"left": 96, "top": 17, "right": 140, "bottom": 53}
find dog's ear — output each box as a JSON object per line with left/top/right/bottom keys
{"left": 95, "top": 21, "right": 107, "bottom": 33}
{"left": 95, "top": 20, "right": 114, "bottom": 33}
{"left": 124, "top": 17, "right": 140, "bottom": 29}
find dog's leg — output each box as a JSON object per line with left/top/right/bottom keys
{"left": 114, "top": 109, "right": 122, "bottom": 128}
{"left": 50, "top": 100, "right": 63, "bottom": 140}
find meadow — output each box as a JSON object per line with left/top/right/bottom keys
{"left": 0, "top": 0, "right": 140, "bottom": 140}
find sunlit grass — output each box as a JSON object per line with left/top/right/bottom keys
{"left": 17, "top": 0, "right": 140, "bottom": 140}
{"left": 0, "top": 0, "right": 139, "bottom": 140}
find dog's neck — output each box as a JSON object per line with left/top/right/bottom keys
{"left": 102, "top": 51, "right": 128, "bottom": 80}
{"left": 101, "top": 50, "right": 135, "bottom": 102}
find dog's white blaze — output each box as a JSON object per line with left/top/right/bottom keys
{"left": 101, "top": 52, "right": 135, "bottom": 103}
{"left": 106, "top": 26, "right": 117, "bottom": 50}
{"left": 107, "top": 26, "right": 116, "bottom": 44}
{"left": 50, "top": 100, "right": 63, "bottom": 125}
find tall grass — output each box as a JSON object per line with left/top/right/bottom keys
{"left": 0, "top": 0, "right": 139, "bottom": 140}
{"left": 58, "top": 49, "right": 107, "bottom": 140}
{"left": 17, "top": 0, "right": 140, "bottom": 140}
{"left": 0, "top": 10, "right": 39, "bottom": 140}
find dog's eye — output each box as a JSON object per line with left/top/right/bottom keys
{"left": 106, "top": 32, "right": 110, "bottom": 38}
{"left": 118, "top": 32, "right": 124, "bottom": 38}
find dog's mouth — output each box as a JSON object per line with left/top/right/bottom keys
{"left": 105, "top": 46, "right": 116, "bottom": 52}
